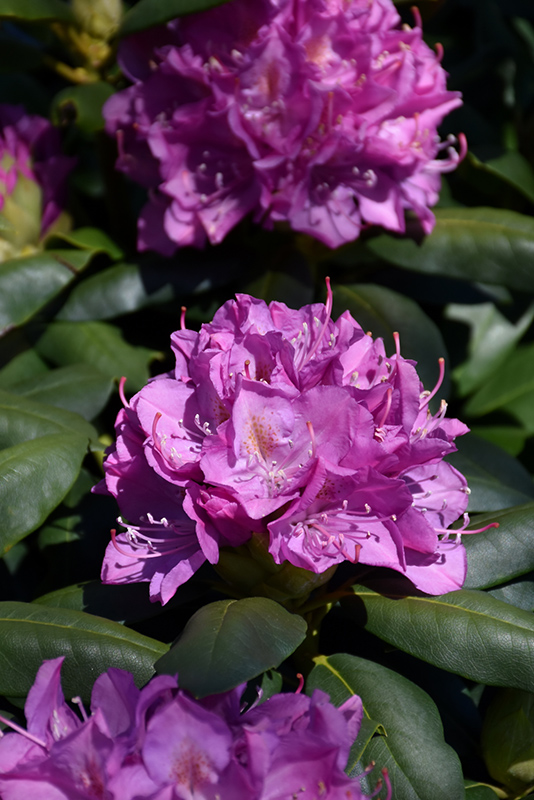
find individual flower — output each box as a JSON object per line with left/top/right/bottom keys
{"left": 96, "top": 280, "right": 495, "bottom": 605}
{"left": 0, "top": 657, "right": 384, "bottom": 800}
{"left": 104, "top": 0, "right": 466, "bottom": 253}
{"left": 0, "top": 104, "right": 74, "bottom": 262}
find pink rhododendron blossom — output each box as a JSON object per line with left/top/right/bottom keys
{"left": 95, "top": 281, "right": 492, "bottom": 604}
{"left": 0, "top": 105, "right": 74, "bottom": 259}
{"left": 104, "top": 0, "right": 466, "bottom": 252}
{"left": 0, "top": 657, "right": 382, "bottom": 799}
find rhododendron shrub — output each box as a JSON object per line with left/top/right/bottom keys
{"left": 0, "top": 657, "right": 382, "bottom": 800}
{"left": 104, "top": 0, "right": 466, "bottom": 253}
{"left": 97, "top": 281, "right": 481, "bottom": 604}
{"left": 0, "top": 104, "right": 74, "bottom": 260}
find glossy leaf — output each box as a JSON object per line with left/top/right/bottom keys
{"left": 464, "top": 343, "right": 534, "bottom": 420}
{"left": 0, "top": 388, "right": 97, "bottom": 449}
{"left": 488, "top": 573, "right": 534, "bottom": 612}
{"left": 35, "top": 320, "right": 158, "bottom": 393}
{"left": 447, "top": 434, "right": 534, "bottom": 512}
{"left": 52, "top": 84, "right": 116, "bottom": 134}
{"left": 344, "top": 586, "right": 534, "bottom": 692}
{"left": 155, "top": 597, "right": 307, "bottom": 697}
{"left": 308, "top": 654, "right": 464, "bottom": 800}
{"left": 51, "top": 227, "right": 123, "bottom": 260}
{"left": 332, "top": 283, "right": 449, "bottom": 395}
{"left": 0, "top": 250, "right": 92, "bottom": 333}
{"left": 0, "top": 601, "right": 167, "bottom": 702}
{"left": 446, "top": 302, "right": 534, "bottom": 397}
{"left": 0, "top": 433, "right": 88, "bottom": 554}
{"left": 463, "top": 503, "right": 534, "bottom": 589}
{"left": 366, "top": 208, "right": 534, "bottom": 291}
{"left": 467, "top": 150, "right": 534, "bottom": 204}
{"left": 7, "top": 364, "right": 114, "bottom": 421}
{"left": 0, "top": 348, "right": 49, "bottom": 387}
{"left": 464, "top": 782, "right": 500, "bottom": 799}
{"left": 0, "top": 0, "right": 73, "bottom": 22}
{"left": 120, "top": 0, "right": 230, "bottom": 35}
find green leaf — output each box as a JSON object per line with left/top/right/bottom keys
{"left": 0, "top": 601, "right": 167, "bottom": 702}
{"left": 7, "top": 365, "right": 114, "bottom": 422}
{"left": 447, "top": 434, "right": 534, "bottom": 513}
{"left": 0, "top": 433, "right": 88, "bottom": 554}
{"left": 0, "top": 348, "right": 49, "bottom": 388}
{"left": 481, "top": 689, "right": 534, "bottom": 794}
{"left": 57, "top": 263, "right": 175, "bottom": 321}
{"left": 155, "top": 597, "right": 307, "bottom": 697}
{"left": 331, "top": 283, "right": 448, "bottom": 396}
{"left": 489, "top": 574, "right": 534, "bottom": 612}
{"left": 0, "top": 388, "right": 97, "bottom": 449}
{"left": 0, "top": 0, "right": 73, "bottom": 22}
{"left": 463, "top": 504, "right": 534, "bottom": 589}
{"left": 366, "top": 208, "right": 534, "bottom": 292}
{"left": 446, "top": 302, "right": 534, "bottom": 397}
{"left": 51, "top": 84, "right": 116, "bottom": 134}
{"left": 120, "top": 0, "right": 230, "bottom": 36}
{"left": 50, "top": 227, "right": 123, "bottom": 260}
{"left": 0, "top": 250, "right": 92, "bottom": 333}
{"left": 463, "top": 343, "right": 534, "bottom": 420}
{"left": 469, "top": 425, "right": 528, "bottom": 458}
{"left": 467, "top": 150, "right": 534, "bottom": 204}
{"left": 308, "top": 654, "right": 464, "bottom": 800}
{"left": 35, "top": 320, "right": 158, "bottom": 393}
{"left": 464, "top": 781, "right": 500, "bottom": 799}
{"left": 344, "top": 586, "right": 534, "bottom": 692}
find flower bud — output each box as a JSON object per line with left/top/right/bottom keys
{"left": 72, "top": 0, "right": 122, "bottom": 41}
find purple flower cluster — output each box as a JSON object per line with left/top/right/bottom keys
{"left": 97, "top": 281, "right": 481, "bottom": 605}
{"left": 0, "top": 657, "right": 375, "bottom": 799}
{"left": 104, "top": 0, "right": 466, "bottom": 253}
{"left": 0, "top": 105, "right": 73, "bottom": 249}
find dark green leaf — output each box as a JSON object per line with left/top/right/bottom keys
{"left": 446, "top": 302, "right": 534, "bottom": 398}
{"left": 155, "top": 597, "right": 307, "bottom": 697}
{"left": 50, "top": 227, "right": 123, "bottom": 260}
{"left": 8, "top": 365, "right": 114, "bottom": 421}
{"left": 464, "top": 781, "right": 500, "bottom": 799}
{"left": 447, "top": 435, "right": 534, "bottom": 513}
{"left": 52, "top": 84, "right": 116, "bottom": 134}
{"left": 0, "top": 250, "right": 92, "bottom": 333}
{"left": 463, "top": 504, "right": 534, "bottom": 589}
{"left": 469, "top": 425, "right": 528, "bottom": 458}
{"left": 481, "top": 689, "right": 534, "bottom": 793}
{"left": 308, "top": 654, "right": 464, "bottom": 800}
{"left": 120, "top": 0, "right": 230, "bottom": 36}
{"left": 35, "top": 320, "right": 158, "bottom": 393}
{"left": 0, "top": 601, "right": 167, "bottom": 702}
{"left": 344, "top": 586, "right": 534, "bottom": 692}
{"left": 0, "top": 348, "right": 49, "bottom": 388}
{"left": 0, "top": 0, "right": 73, "bottom": 22}
{"left": 0, "top": 433, "right": 88, "bottom": 554}
{"left": 489, "top": 573, "right": 534, "bottom": 612}
{"left": 0, "top": 388, "right": 97, "bottom": 449}
{"left": 467, "top": 150, "right": 534, "bottom": 204}
{"left": 366, "top": 209, "right": 534, "bottom": 292}
{"left": 464, "top": 343, "right": 534, "bottom": 420}
{"left": 332, "top": 283, "right": 449, "bottom": 395}
{"left": 258, "top": 669, "right": 283, "bottom": 701}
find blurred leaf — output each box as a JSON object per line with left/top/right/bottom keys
{"left": 35, "top": 320, "right": 158, "bottom": 392}
{"left": 0, "top": 0, "right": 73, "bottom": 22}
{"left": 447, "top": 434, "right": 534, "bottom": 513}
{"left": 463, "top": 343, "right": 534, "bottom": 419}
{"left": 0, "top": 250, "right": 92, "bottom": 334}
{"left": 332, "top": 283, "right": 449, "bottom": 396}
{"left": 308, "top": 654, "right": 464, "bottom": 800}
{"left": 0, "top": 433, "right": 88, "bottom": 554}
{"left": 0, "top": 388, "right": 97, "bottom": 449}
{"left": 52, "top": 84, "right": 116, "bottom": 134}
{"left": 155, "top": 597, "right": 307, "bottom": 697}
{"left": 51, "top": 227, "right": 123, "bottom": 260}
{"left": 0, "top": 348, "right": 49, "bottom": 387}
{"left": 57, "top": 263, "right": 175, "bottom": 321}
{"left": 258, "top": 669, "right": 282, "bottom": 701}
{"left": 0, "top": 601, "right": 167, "bottom": 702}
{"left": 366, "top": 208, "right": 534, "bottom": 292}
{"left": 489, "top": 573, "right": 534, "bottom": 612}
{"left": 469, "top": 425, "right": 527, "bottom": 458}
{"left": 464, "top": 781, "right": 500, "bottom": 799}
{"left": 463, "top": 503, "right": 534, "bottom": 589}
{"left": 343, "top": 586, "right": 534, "bottom": 693}
{"left": 467, "top": 150, "right": 534, "bottom": 204}
{"left": 8, "top": 364, "right": 114, "bottom": 421}
{"left": 446, "top": 302, "right": 534, "bottom": 397}
{"left": 120, "top": 0, "right": 230, "bottom": 35}
{"left": 482, "top": 689, "right": 534, "bottom": 794}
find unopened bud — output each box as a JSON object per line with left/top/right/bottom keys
{"left": 72, "top": 0, "right": 122, "bottom": 40}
